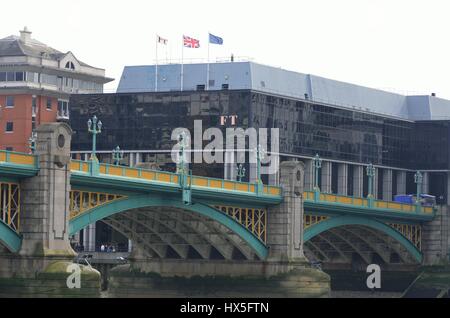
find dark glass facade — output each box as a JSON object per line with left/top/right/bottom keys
{"left": 249, "top": 94, "right": 414, "bottom": 168}
{"left": 70, "top": 91, "right": 251, "bottom": 152}
{"left": 69, "top": 90, "right": 450, "bottom": 173}
{"left": 413, "top": 121, "right": 450, "bottom": 170}
{"left": 70, "top": 91, "right": 252, "bottom": 177}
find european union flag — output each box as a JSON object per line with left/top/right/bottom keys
{"left": 209, "top": 33, "right": 223, "bottom": 45}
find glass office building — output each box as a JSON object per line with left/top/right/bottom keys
{"left": 69, "top": 61, "right": 450, "bottom": 203}
{"left": 70, "top": 90, "right": 420, "bottom": 166}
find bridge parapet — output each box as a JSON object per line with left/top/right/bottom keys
{"left": 70, "top": 159, "right": 282, "bottom": 202}
{"left": 304, "top": 191, "right": 434, "bottom": 221}
{"left": 0, "top": 150, "right": 39, "bottom": 177}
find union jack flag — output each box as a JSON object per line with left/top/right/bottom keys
{"left": 183, "top": 35, "right": 200, "bottom": 48}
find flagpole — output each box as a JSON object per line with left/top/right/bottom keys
{"left": 207, "top": 33, "right": 210, "bottom": 91}
{"left": 181, "top": 35, "right": 184, "bottom": 92}
{"left": 155, "top": 36, "right": 158, "bottom": 92}
{"left": 165, "top": 41, "right": 168, "bottom": 64}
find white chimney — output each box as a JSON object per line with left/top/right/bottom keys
{"left": 19, "top": 26, "right": 32, "bottom": 44}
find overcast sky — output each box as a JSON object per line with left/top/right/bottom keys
{"left": 3, "top": 0, "right": 450, "bottom": 98}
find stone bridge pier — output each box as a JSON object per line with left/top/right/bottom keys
{"left": 265, "top": 161, "right": 306, "bottom": 271}
{"left": 109, "top": 161, "right": 330, "bottom": 297}
{"left": 0, "top": 123, "right": 99, "bottom": 297}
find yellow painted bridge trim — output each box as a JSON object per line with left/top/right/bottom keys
{"left": 69, "top": 190, "right": 126, "bottom": 219}
{"left": 303, "top": 191, "right": 433, "bottom": 215}
{"left": 0, "top": 150, "right": 36, "bottom": 167}
{"left": 70, "top": 160, "right": 281, "bottom": 197}
{"left": 9, "top": 153, "right": 35, "bottom": 165}
{"left": 0, "top": 182, "right": 20, "bottom": 232}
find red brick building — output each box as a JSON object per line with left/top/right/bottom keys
{"left": 0, "top": 27, "right": 113, "bottom": 152}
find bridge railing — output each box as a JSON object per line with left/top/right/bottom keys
{"left": 0, "top": 150, "right": 38, "bottom": 169}
{"left": 303, "top": 191, "right": 434, "bottom": 215}
{"left": 70, "top": 160, "right": 179, "bottom": 183}
{"left": 189, "top": 175, "right": 281, "bottom": 196}
{"left": 70, "top": 160, "right": 282, "bottom": 197}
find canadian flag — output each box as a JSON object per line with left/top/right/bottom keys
{"left": 157, "top": 35, "right": 168, "bottom": 45}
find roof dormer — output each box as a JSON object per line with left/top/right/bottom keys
{"left": 59, "top": 52, "right": 80, "bottom": 71}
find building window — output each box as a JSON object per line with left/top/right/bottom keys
{"left": 6, "top": 72, "right": 14, "bottom": 81}
{"left": 46, "top": 98, "right": 52, "bottom": 110}
{"left": 57, "top": 100, "right": 69, "bottom": 119}
{"left": 41, "top": 73, "right": 57, "bottom": 85}
{"left": 32, "top": 96, "right": 37, "bottom": 116}
{"left": 5, "top": 122, "right": 13, "bottom": 133}
{"left": 6, "top": 96, "right": 14, "bottom": 107}
{"left": 65, "top": 61, "right": 75, "bottom": 70}
{"left": 57, "top": 76, "right": 63, "bottom": 89}
{"left": 26, "top": 72, "right": 39, "bottom": 83}
{"left": 0, "top": 71, "right": 26, "bottom": 81}
{"left": 5, "top": 147, "right": 13, "bottom": 151}
{"left": 15, "top": 72, "right": 25, "bottom": 81}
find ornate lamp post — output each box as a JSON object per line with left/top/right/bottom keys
{"left": 414, "top": 171, "right": 423, "bottom": 207}
{"left": 87, "top": 115, "right": 102, "bottom": 161}
{"left": 250, "top": 145, "right": 266, "bottom": 195}
{"left": 236, "top": 164, "right": 246, "bottom": 182}
{"left": 176, "top": 131, "right": 189, "bottom": 174}
{"left": 112, "top": 146, "right": 124, "bottom": 166}
{"left": 312, "top": 154, "right": 322, "bottom": 201}
{"left": 255, "top": 144, "right": 266, "bottom": 183}
{"left": 176, "top": 131, "right": 191, "bottom": 205}
{"left": 366, "top": 163, "right": 376, "bottom": 206}
{"left": 312, "top": 154, "right": 322, "bottom": 191}
{"left": 28, "top": 132, "right": 36, "bottom": 154}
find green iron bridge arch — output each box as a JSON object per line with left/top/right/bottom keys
{"left": 302, "top": 191, "right": 433, "bottom": 265}
{"left": 69, "top": 193, "right": 269, "bottom": 260}
{"left": 303, "top": 215, "right": 423, "bottom": 264}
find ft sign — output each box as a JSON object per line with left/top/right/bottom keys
{"left": 220, "top": 115, "right": 238, "bottom": 126}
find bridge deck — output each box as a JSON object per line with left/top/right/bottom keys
{"left": 70, "top": 160, "right": 282, "bottom": 204}
{"left": 304, "top": 191, "right": 434, "bottom": 221}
